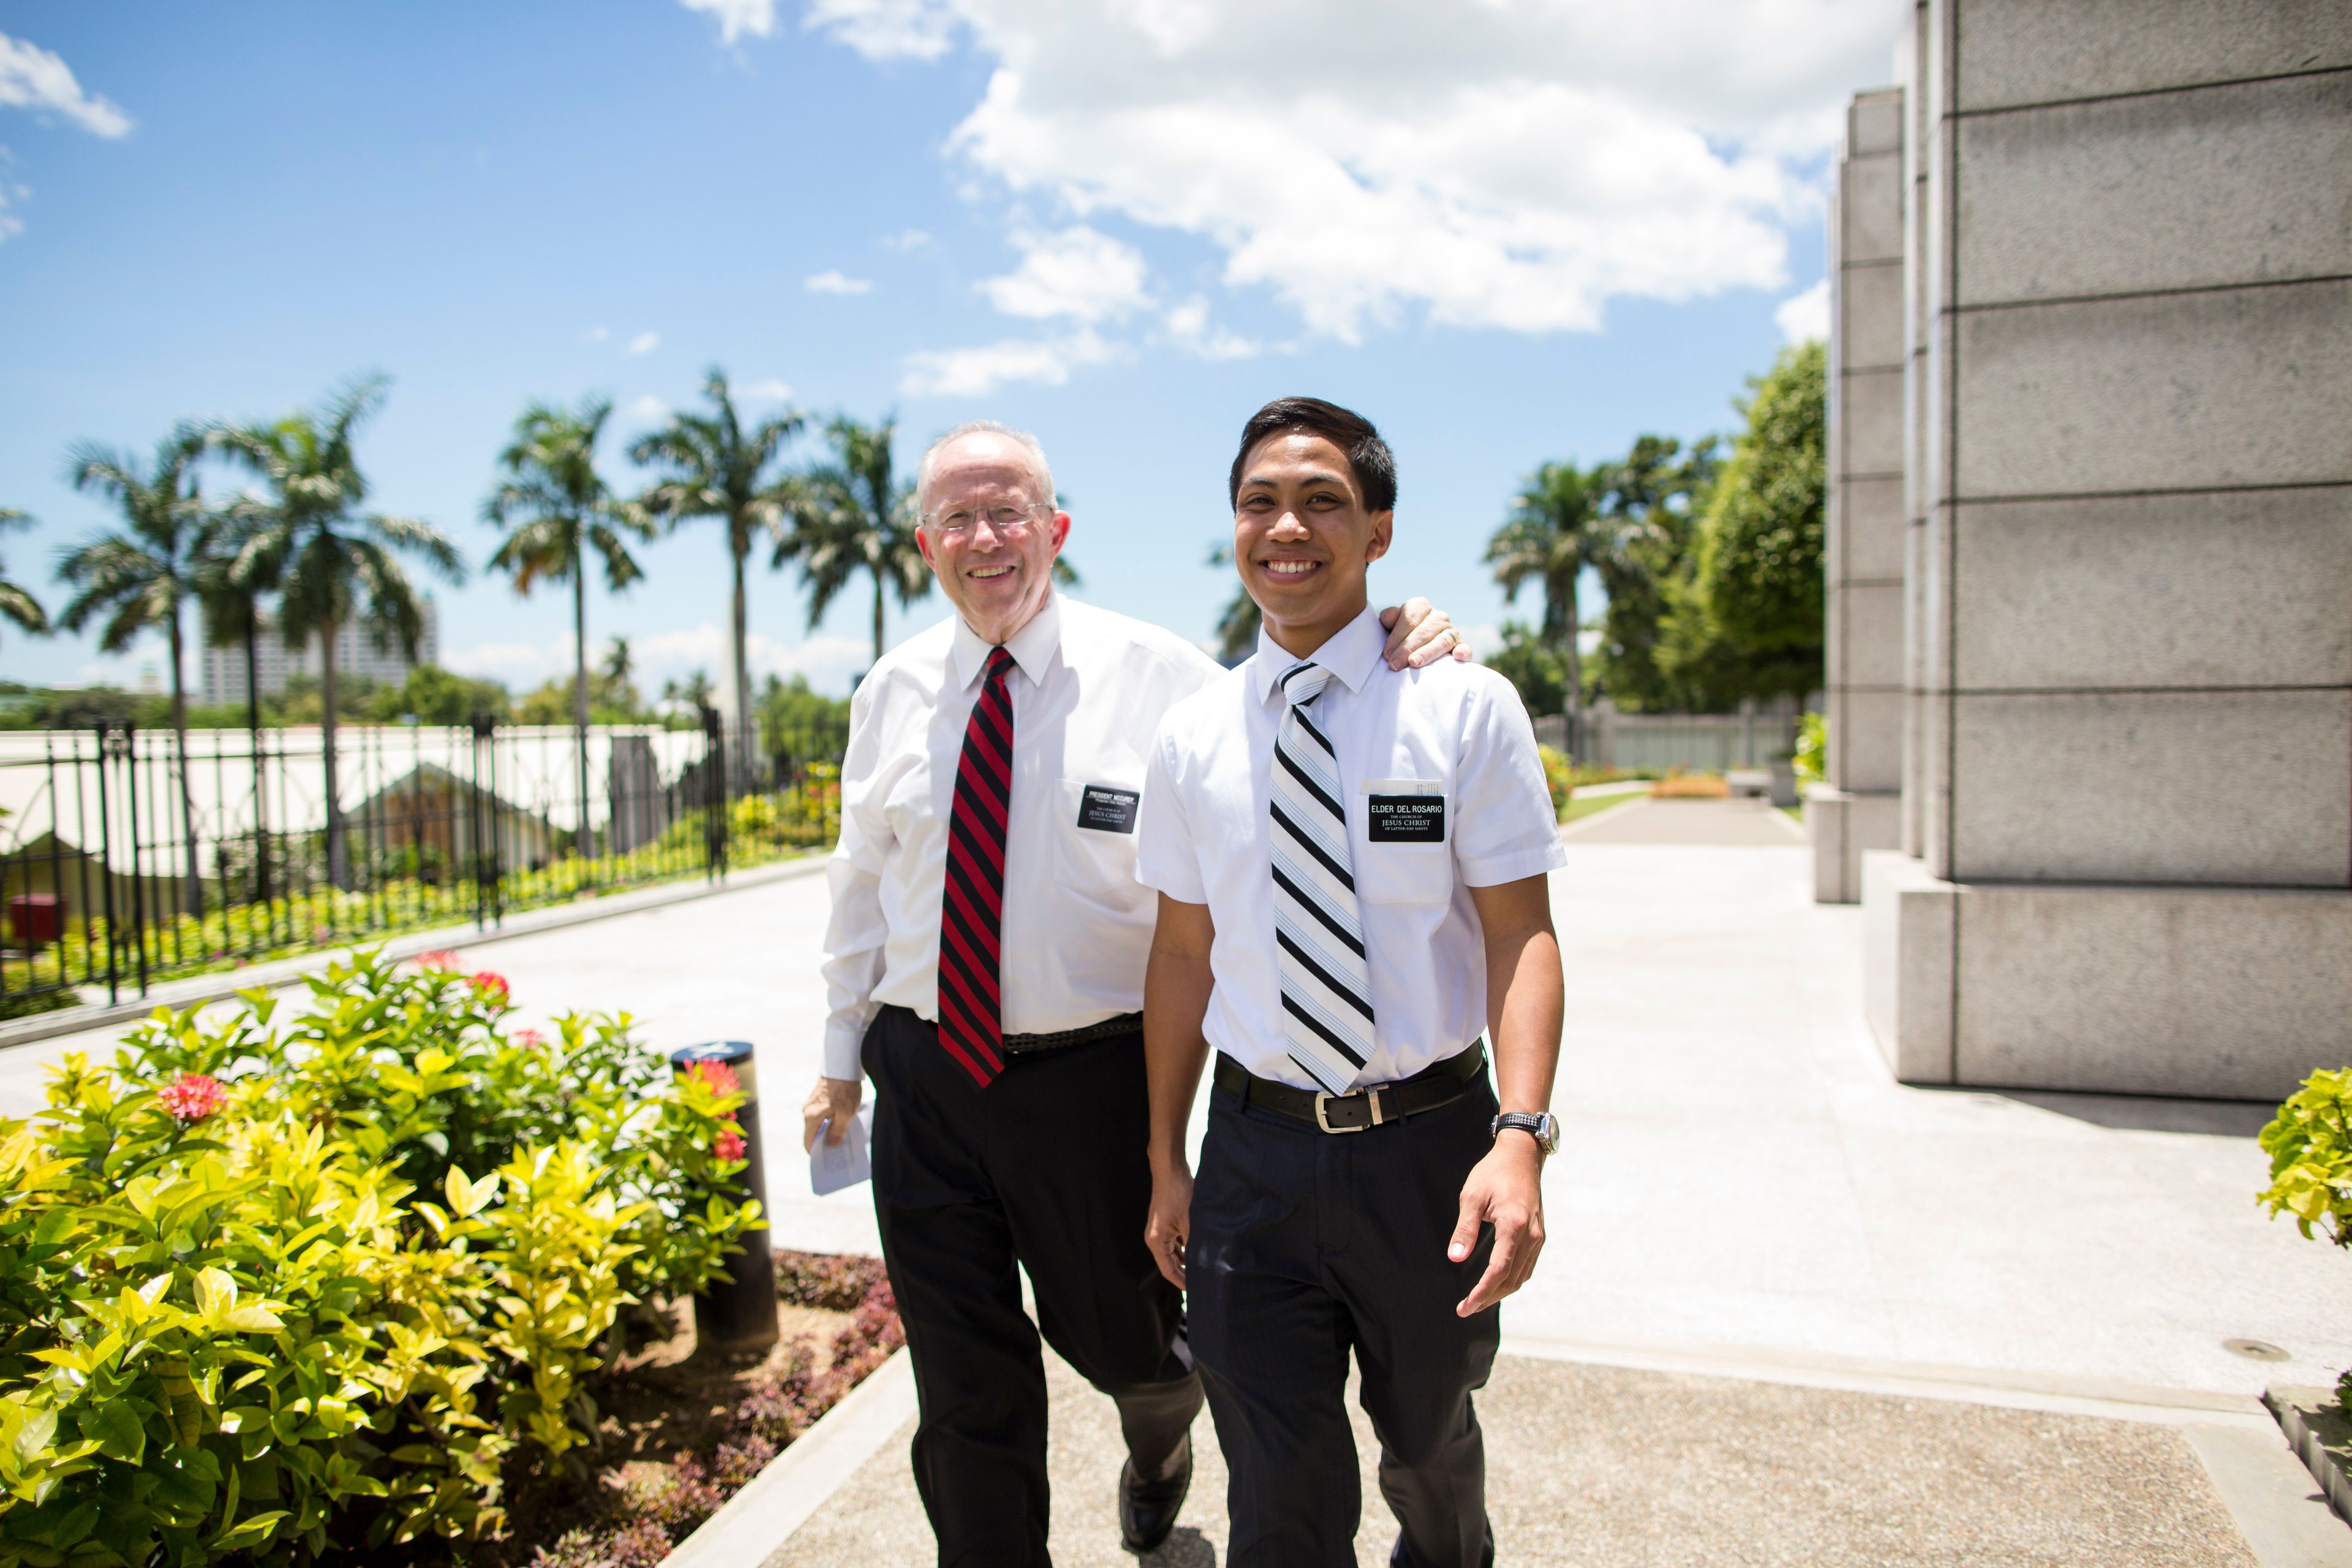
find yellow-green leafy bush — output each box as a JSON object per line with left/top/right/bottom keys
{"left": 0, "top": 949, "right": 763, "bottom": 1565}
{"left": 2259, "top": 1068, "right": 2352, "bottom": 1407}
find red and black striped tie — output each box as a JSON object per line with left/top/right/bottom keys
{"left": 937, "top": 646, "right": 1016, "bottom": 1087}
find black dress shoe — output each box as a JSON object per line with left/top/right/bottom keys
{"left": 1119, "top": 1431, "right": 1193, "bottom": 1555}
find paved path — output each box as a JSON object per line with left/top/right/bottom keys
{"left": 7, "top": 827, "right": 2346, "bottom": 1395}
{"left": 1562, "top": 793, "right": 1809, "bottom": 845}
{"left": 771, "top": 1343, "right": 2271, "bottom": 1568}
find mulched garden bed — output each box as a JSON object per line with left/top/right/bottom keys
{"left": 385, "top": 1250, "right": 902, "bottom": 1568}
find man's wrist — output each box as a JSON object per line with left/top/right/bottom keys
{"left": 1491, "top": 1110, "right": 1559, "bottom": 1155}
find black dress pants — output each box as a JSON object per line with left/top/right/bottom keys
{"left": 1186, "top": 1070, "right": 1502, "bottom": 1568}
{"left": 864, "top": 1005, "right": 1201, "bottom": 1568}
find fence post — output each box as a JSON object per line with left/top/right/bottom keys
{"left": 699, "top": 705, "right": 729, "bottom": 883}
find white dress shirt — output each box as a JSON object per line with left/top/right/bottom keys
{"left": 821, "top": 591, "right": 1224, "bottom": 1079}
{"left": 1134, "top": 604, "right": 1567, "bottom": 1092}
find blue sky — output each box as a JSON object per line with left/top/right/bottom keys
{"left": 0, "top": 1, "right": 1903, "bottom": 698}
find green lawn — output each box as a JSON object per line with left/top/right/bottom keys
{"left": 1560, "top": 790, "right": 1642, "bottom": 826}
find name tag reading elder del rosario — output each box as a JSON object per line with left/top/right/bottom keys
{"left": 1078, "top": 783, "right": 1141, "bottom": 834}
{"left": 1366, "top": 780, "right": 1447, "bottom": 843}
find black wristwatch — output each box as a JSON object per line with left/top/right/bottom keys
{"left": 1491, "top": 1111, "right": 1559, "bottom": 1155}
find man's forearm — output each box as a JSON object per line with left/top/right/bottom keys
{"left": 1143, "top": 937, "right": 1215, "bottom": 1169}
{"left": 1490, "top": 924, "right": 1564, "bottom": 1115}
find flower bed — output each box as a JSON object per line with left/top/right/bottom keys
{"left": 0, "top": 949, "right": 907, "bottom": 1567}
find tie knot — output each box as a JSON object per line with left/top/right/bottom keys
{"left": 1279, "top": 662, "right": 1331, "bottom": 709}
{"left": 985, "top": 646, "right": 1016, "bottom": 681}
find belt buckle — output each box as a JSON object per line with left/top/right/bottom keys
{"left": 1313, "top": 1085, "right": 1385, "bottom": 1134}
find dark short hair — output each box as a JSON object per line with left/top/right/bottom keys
{"left": 1227, "top": 396, "right": 1397, "bottom": 514}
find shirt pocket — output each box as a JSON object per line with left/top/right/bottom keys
{"left": 1353, "top": 777, "right": 1453, "bottom": 906}
{"left": 1054, "top": 775, "right": 1144, "bottom": 906}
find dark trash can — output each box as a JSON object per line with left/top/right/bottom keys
{"left": 671, "top": 1039, "right": 778, "bottom": 1355}
{"left": 8, "top": 894, "right": 62, "bottom": 949}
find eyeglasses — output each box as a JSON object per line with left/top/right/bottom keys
{"left": 920, "top": 502, "right": 1052, "bottom": 538}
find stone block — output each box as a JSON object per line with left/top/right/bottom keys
{"left": 1954, "top": 882, "right": 2352, "bottom": 1099}
{"left": 1838, "top": 366, "right": 1906, "bottom": 480}
{"left": 1949, "top": 690, "right": 2352, "bottom": 886}
{"left": 1841, "top": 153, "right": 1904, "bottom": 268}
{"left": 1834, "top": 688, "right": 1905, "bottom": 795}
{"left": 1839, "top": 582, "right": 1905, "bottom": 692}
{"left": 1842, "top": 477, "right": 1907, "bottom": 582}
{"left": 1958, "top": 74, "right": 2352, "bottom": 306}
{"left": 1952, "top": 0, "right": 2352, "bottom": 113}
{"left": 1954, "top": 279, "right": 2352, "bottom": 498}
{"left": 1838, "top": 259, "right": 1905, "bottom": 371}
{"left": 1917, "top": 690, "right": 1952, "bottom": 879}
{"left": 1953, "top": 488, "right": 2352, "bottom": 690}
{"left": 1863, "top": 850, "right": 1955, "bottom": 1083}
{"left": 1849, "top": 88, "right": 1902, "bottom": 160}
{"left": 1810, "top": 785, "right": 1902, "bottom": 904}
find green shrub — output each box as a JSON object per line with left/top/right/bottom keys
{"left": 0, "top": 949, "right": 763, "bottom": 1565}
{"left": 2259, "top": 1069, "right": 2352, "bottom": 1408}
{"left": 1793, "top": 710, "right": 1826, "bottom": 788}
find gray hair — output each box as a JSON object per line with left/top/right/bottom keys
{"left": 916, "top": 420, "right": 1058, "bottom": 513}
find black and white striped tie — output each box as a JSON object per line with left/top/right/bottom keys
{"left": 1271, "top": 661, "right": 1374, "bottom": 1094}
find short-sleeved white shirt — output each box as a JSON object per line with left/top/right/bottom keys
{"left": 1136, "top": 603, "right": 1567, "bottom": 1091}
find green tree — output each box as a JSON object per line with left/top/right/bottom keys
{"left": 1484, "top": 460, "right": 1604, "bottom": 745}
{"left": 485, "top": 394, "right": 654, "bottom": 851}
{"left": 783, "top": 413, "right": 931, "bottom": 668}
{"left": 369, "top": 665, "right": 511, "bottom": 726}
{"left": 628, "top": 369, "right": 803, "bottom": 769}
{"left": 756, "top": 672, "right": 851, "bottom": 769}
{"left": 55, "top": 426, "right": 223, "bottom": 916}
{"left": 213, "top": 376, "right": 461, "bottom": 888}
{"left": 1587, "top": 435, "right": 1721, "bottom": 711}
{"left": 600, "top": 635, "right": 641, "bottom": 717}
{"left": 1485, "top": 622, "right": 1568, "bottom": 717}
{"left": 1206, "top": 543, "right": 1259, "bottom": 662}
{"left": 1666, "top": 341, "right": 1827, "bottom": 706}
{"left": 0, "top": 510, "right": 49, "bottom": 641}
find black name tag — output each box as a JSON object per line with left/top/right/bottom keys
{"left": 1077, "top": 783, "right": 1140, "bottom": 834}
{"left": 1367, "top": 794, "right": 1446, "bottom": 843}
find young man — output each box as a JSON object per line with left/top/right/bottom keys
{"left": 805, "top": 419, "right": 1468, "bottom": 1566}
{"left": 1136, "top": 398, "right": 1567, "bottom": 1568}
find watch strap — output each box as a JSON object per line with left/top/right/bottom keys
{"left": 1492, "top": 1110, "right": 1557, "bottom": 1154}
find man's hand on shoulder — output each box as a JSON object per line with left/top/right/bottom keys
{"left": 803, "top": 1075, "right": 862, "bottom": 1152}
{"left": 1379, "top": 597, "right": 1476, "bottom": 669}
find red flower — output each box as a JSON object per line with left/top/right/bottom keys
{"left": 470, "top": 970, "right": 510, "bottom": 1000}
{"left": 510, "top": 1027, "right": 545, "bottom": 1048}
{"left": 415, "top": 949, "right": 464, "bottom": 971}
{"left": 685, "top": 1060, "right": 741, "bottom": 1098}
{"left": 156, "top": 1072, "right": 228, "bottom": 1123}
{"left": 713, "top": 1127, "right": 747, "bottom": 1162}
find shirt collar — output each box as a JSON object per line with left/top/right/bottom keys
{"left": 950, "top": 590, "right": 1062, "bottom": 691}
{"left": 1246, "top": 602, "right": 1387, "bottom": 706}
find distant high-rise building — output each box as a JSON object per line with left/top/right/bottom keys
{"left": 201, "top": 598, "right": 440, "bottom": 706}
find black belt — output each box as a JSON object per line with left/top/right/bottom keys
{"left": 1001, "top": 1011, "right": 1144, "bottom": 1055}
{"left": 1212, "top": 1040, "right": 1487, "bottom": 1133}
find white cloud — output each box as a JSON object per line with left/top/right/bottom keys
{"left": 626, "top": 394, "right": 671, "bottom": 420}
{"left": 1164, "top": 296, "right": 1256, "bottom": 361}
{"left": 804, "top": 270, "right": 874, "bottom": 295}
{"left": 900, "top": 327, "right": 1120, "bottom": 398}
{"left": 584, "top": 324, "right": 609, "bottom": 342}
{"left": 807, "top": 0, "right": 1904, "bottom": 342}
{"left": 678, "top": 0, "right": 777, "bottom": 44}
{"left": 443, "top": 638, "right": 573, "bottom": 687}
{"left": 978, "top": 224, "right": 1150, "bottom": 323}
{"left": 627, "top": 330, "right": 660, "bottom": 355}
{"left": 1774, "top": 277, "right": 1830, "bottom": 344}
{"left": 802, "top": 0, "right": 957, "bottom": 61}
{"left": 881, "top": 227, "right": 932, "bottom": 251}
{"left": 737, "top": 377, "right": 794, "bottom": 401}
{"left": 0, "top": 34, "right": 132, "bottom": 138}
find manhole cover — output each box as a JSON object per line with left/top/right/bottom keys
{"left": 2225, "top": 1338, "right": 2290, "bottom": 1362}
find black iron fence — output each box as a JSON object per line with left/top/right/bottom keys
{"left": 0, "top": 715, "right": 843, "bottom": 1017}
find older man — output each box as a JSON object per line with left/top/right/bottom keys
{"left": 805, "top": 419, "right": 1463, "bottom": 1566}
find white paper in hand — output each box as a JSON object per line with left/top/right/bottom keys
{"left": 809, "top": 1103, "right": 875, "bottom": 1197}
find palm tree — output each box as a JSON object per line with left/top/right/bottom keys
{"left": 484, "top": 394, "right": 653, "bottom": 855}
{"left": 783, "top": 414, "right": 932, "bottom": 669}
{"left": 601, "top": 635, "right": 637, "bottom": 715}
{"left": 55, "top": 426, "right": 222, "bottom": 917}
{"left": 193, "top": 507, "right": 277, "bottom": 907}
{"left": 1484, "top": 461, "right": 1603, "bottom": 748}
{"left": 1206, "top": 543, "right": 1259, "bottom": 662}
{"left": 627, "top": 369, "right": 802, "bottom": 777}
{"left": 212, "top": 376, "right": 460, "bottom": 889}
{"left": 0, "top": 510, "right": 49, "bottom": 641}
